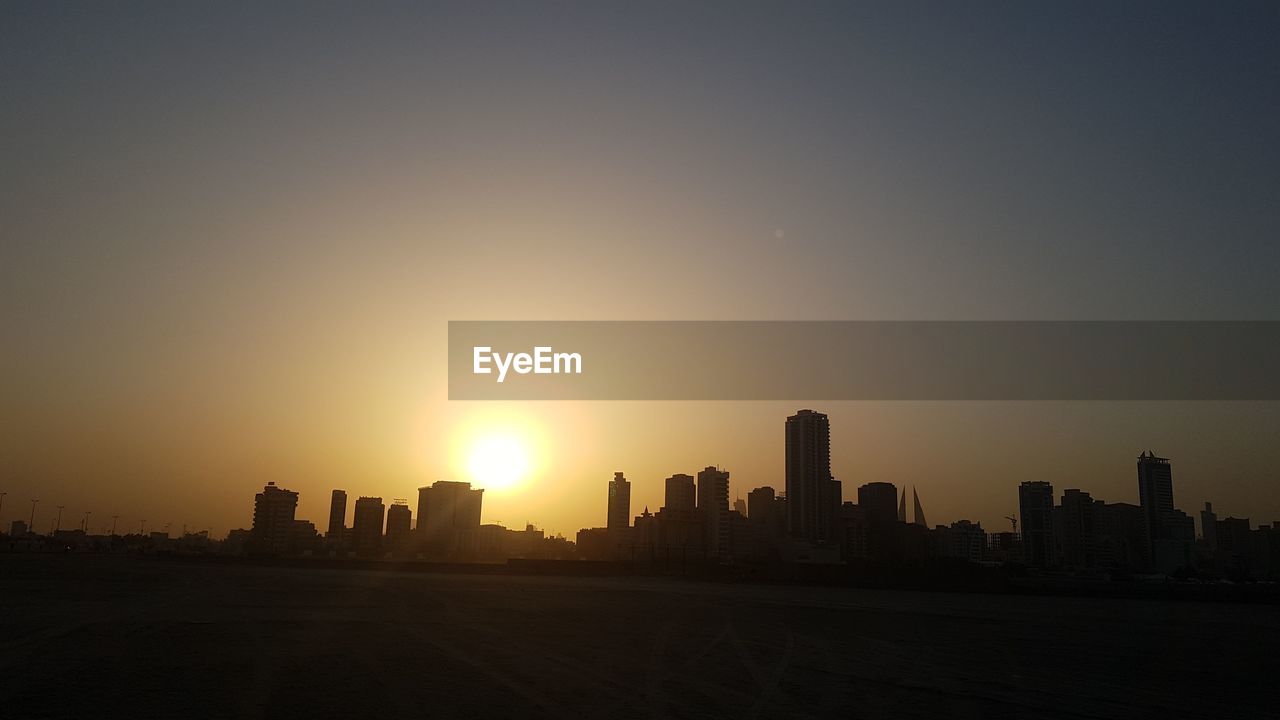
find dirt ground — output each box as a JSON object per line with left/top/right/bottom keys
{"left": 0, "top": 554, "right": 1273, "bottom": 719}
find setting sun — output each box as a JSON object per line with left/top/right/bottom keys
{"left": 465, "top": 433, "right": 533, "bottom": 493}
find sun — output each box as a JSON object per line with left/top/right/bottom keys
{"left": 465, "top": 433, "right": 532, "bottom": 493}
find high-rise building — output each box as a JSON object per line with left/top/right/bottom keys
{"left": 747, "top": 486, "right": 775, "bottom": 521}
{"left": 327, "top": 489, "right": 347, "bottom": 539}
{"left": 352, "top": 496, "right": 385, "bottom": 556}
{"left": 785, "top": 409, "right": 835, "bottom": 543}
{"left": 857, "top": 482, "right": 897, "bottom": 525}
{"left": 1019, "top": 481, "right": 1057, "bottom": 568}
{"left": 1137, "top": 451, "right": 1175, "bottom": 538}
{"left": 385, "top": 501, "right": 412, "bottom": 551}
{"left": 857, "top": 481, "right": 899, "bottom": 561}
{"left": 697, "top": 466, "right": 730, "bottom": 561}
{"left": 251, "top": 482, "right": 298, "bottom": 555}
{"left": 664, "top": 474, "right": 696, "bottom": 516}
{"left": 1137, "top": 451, "right": 1196, "bottom": 573}
{"left": 417, "top": 481, "right": 484, "bottom": 555}
{"left": 1200, "top": 502, "right": 1218, "bottom": 550}
{"left": 1095, "top": 502, "right": 1150, "bottom": 571}
{"left": 607, "top": 472, "right": 631, "bottom": 534}
{"left": 911, "top": 487, "right": 927, "bottom": 527}
{"left": 1059, "top": 489, "right": 1097, "bottom": 567}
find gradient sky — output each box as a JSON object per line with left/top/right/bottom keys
{"left": 4, "top": 2, "right": 1280, "bottom": 538}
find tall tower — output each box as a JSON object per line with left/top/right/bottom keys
{"left": 912, "top": 487, "right": 927, "bottom": 527}
{"left": 785, "top": 409, "right": 834, "bottom": 543}
{"left": 385, "top": 501, "right": 412, "bottom": 552}
{"left": 352, "top": 496, "right": 386, "bottom": 557}
{"left": 697, "top": 466, "right": 730, "bottom": 561}
{"left": 1137, "top": 451, "right": 1174, "bottom": 540}
{"left": 251, "top": 482, "right": 298, "bottom": 555}
{"left": 1019, "top": 481, "right": 1057, "bottom": 568}
{"left": 327, "top": 489, "right": 347, "bottom": 539}
{"left": 607, "top": 472, "right": 631, "bottom": 533}
{"left": 663, "top": 473, "right": 696, "bottom": 518}
{"left": 1059, "top": 489, "right": 1096, "bottom": 567}
{"left": 417, "top": 481, "right": 484, "bottom": 556}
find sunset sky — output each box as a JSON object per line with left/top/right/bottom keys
{"left": 4, "top": 2, "right": 1279, "bottom": 538}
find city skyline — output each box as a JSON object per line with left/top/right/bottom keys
{"left": 5, "top": 3, "right": 1280, "bottom": 549}
{"left": 5, "top": 3, "right": 1279, "bottom": 717}
{"left": 7, "top": 406, "right": 1276, "bottom": 548}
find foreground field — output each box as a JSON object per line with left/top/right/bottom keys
{"left": 0, "top": 554, "right": 1273, "bottom": 719}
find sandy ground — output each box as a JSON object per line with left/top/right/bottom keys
{"left": 0, "top": 554, "right": 1273, "bottom": 719}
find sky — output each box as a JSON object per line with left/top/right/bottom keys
{"left": 3, "top": 2, "right": 1280, "bottom": 538}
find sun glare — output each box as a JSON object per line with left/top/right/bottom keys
{"left": 465, "top": 433, "right": 532, "bottom": 493}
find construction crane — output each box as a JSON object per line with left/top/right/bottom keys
{"left": 1004, "top": 515, "right": 1018, "bottom": 535}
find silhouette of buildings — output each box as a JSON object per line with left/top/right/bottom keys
{"left": 697, "top": 466, "right": 730, "bottom": 562}
{"left": 785, "top": 409, "right": 837, "bottom": 544}
{"left": 251, "top": 482, "right": 298, "bottom": 555}
{"left": 22, "top": 408, "right": 1279, "bottom": 582}
{"left": 352, "top": 496, "right": 385, "bottom": 557}
{"left": 664, "top": 473, "right": 695, "bottom": 517}
{"left": 1200, "top": 502, "right": 1218, "bottom": 551}
{"left": 1095, "top": 502, "right": 1150, "bottom": 571}
{"left": 385, "top": 501, "right": 412, "bottom": 554}
{"left": 1059, "top": 489, "right": 1097, "bottom": 568}
{"left": 291, "top": 519, "right": 320, "bottom": 555}
{"left": 327, "top": 489, "right": 347, "bottom": 540}
{"left": 607, "top": 472, "right": 631, "bottom": 537}
{"left": 912, "top": 487, "right": 927, "bottom": 527}
{"left": 857, "top": 482, "right": 898, "bottom": 560}
{"left": 1019, "top": 481, "right": 1057, "bottom": 568}
{"left": 934, "top": 520, "right": 986, "bottom": 562}
{"left": 575, "top": 527, "right": 611, "bottom": 560}
{"left": 417, "top": 481, "right": 483, "bottom": 557}
{"left": 1137, "top": 452, "right": 1195, "bottom": 573}
{"left": 1137, "top": 451, "right": 1173, "bottom": 536}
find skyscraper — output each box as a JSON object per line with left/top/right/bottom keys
{"left": 1019, "top": 481, "right": 1057, "bottom": 568}
{"left": 664, "top": 473, "right": 695, "bottom": 517}
{"left": 327, "top": 489, "right": 347, "bottom": 539}
{"left": 607, "top": 472, "right": 631, "bottom": 534}
{"left": 352, "top": 496, "right": 385, "bottom": 556}
{"left": 785, "top": 409, "right": 834, "bottom": 543}
{"left": 385, "top": 501, "right": 412, "bottom": 552}
{"left": 1137, "top": 450, "right": 1174, "bottom": 539}
{"left": 697, "top": 466, "right": 730, "bottom": 561}
{"left": 1059, "top": 489, "right": 1097, "bottom": 568}
{"left": 418, "top": 481, "right": 484, "bottom": 556}
{"left": 1201, "top": 502, "right": 1218, "bottom": 550}
{"left": 1136, "top": 451, "right": 1196, "bottom": 573}
{"left": 911, "top": 487, "right": 927, "bottom": 527}
{"left": 251, "top": 482, "right": 298, "bottom": 556}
